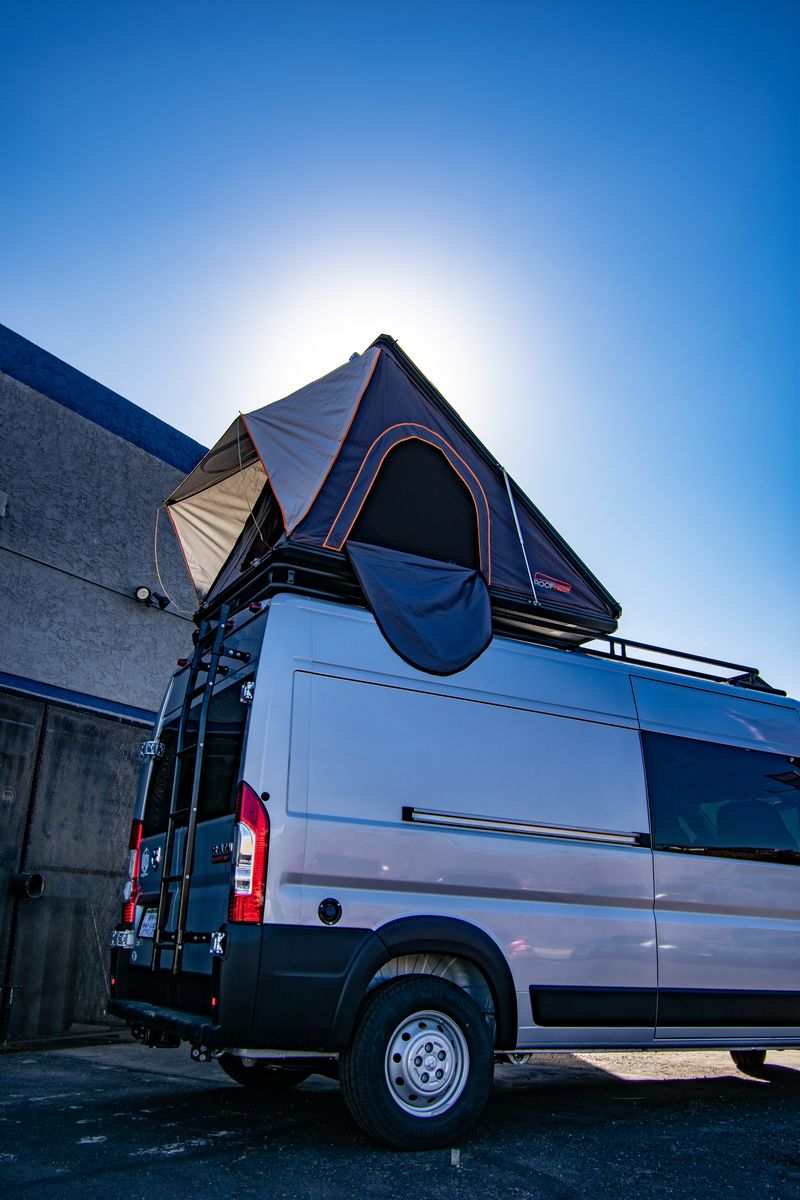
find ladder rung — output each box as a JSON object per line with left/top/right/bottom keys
{"left": 154, "top": 600, "right": 231, "bottom": 978}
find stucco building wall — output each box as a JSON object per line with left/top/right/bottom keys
{"left": 0, "top": 323, "right": 208, "bottom": 1046}
{"left": 0, "top": 334, "right": 204, "bottom": 714}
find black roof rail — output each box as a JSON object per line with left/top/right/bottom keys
{"left": 578, "top": 634, "right": 785, "bottom": 695}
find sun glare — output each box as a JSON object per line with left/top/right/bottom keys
{"left": 218, "top": 236, "right": 511, "bottom": 447}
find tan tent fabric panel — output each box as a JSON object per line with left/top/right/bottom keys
{"left": 168, "top": 459, "right": 266, "bottom": 596}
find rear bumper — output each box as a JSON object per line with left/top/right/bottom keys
{"left": 110, "top": 922, "right": 379, "bottom": 1051}
{"left": 107, "top": 998, "right": 224, "bottom": 1046}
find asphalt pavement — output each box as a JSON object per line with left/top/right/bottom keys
{"left": 1, "top": 1042, "right": 799, "bottom": 1199}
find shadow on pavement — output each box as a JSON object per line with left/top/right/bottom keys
{"left": 1, "top": 1048, "right": 799, "bottom": 1198}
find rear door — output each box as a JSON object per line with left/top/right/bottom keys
{"left": 135, "top": 676, "right": 250, "bottom": 975}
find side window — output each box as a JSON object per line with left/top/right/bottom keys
{"left": 196, "top": 681, "right": 249, "bottom": 821}
{"left": 143, "top": 719, "right": 178, "bottom": 837}
{"left": 642, "top": 732, "right": 800, "bottom": 864}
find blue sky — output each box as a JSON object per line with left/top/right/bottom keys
{"left": 1, "top": 0, "right": 798, "bottom": 692}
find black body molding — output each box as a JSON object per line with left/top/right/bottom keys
{"left": 111, "top": 917, "right": 517, "bottom": 1052}
{"left": 530, "top": 985, "right": 800, "bottom": 1029}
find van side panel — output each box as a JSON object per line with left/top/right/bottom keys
{"left": 652, "top": 854, "right": 800, "bottom": 1037}
{"left": 286, "top": 656, "right": 656, "bottom": 1048}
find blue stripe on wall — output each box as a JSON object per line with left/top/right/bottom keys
{"left": 0, "top": 322, "right": 206, "bottom": 474}
{"left": 0, "top": 671, "right": 157, "bottom": 726}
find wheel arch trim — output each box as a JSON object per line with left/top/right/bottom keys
{"left": 329, "top": 916, "right": 517, "bottom": 1049}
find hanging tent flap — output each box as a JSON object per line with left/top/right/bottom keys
{"left": 244, "top": 347, "right": 380, "bottom": 533}
{"left": 347, "top": 541, "right": 492, "bottom": 676}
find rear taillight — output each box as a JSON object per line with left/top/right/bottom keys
{"left": 228, "top": 782, "right": 269, "bottom": 923}
{"left": 121, "top": 819, "right": 143, "bottom": 926}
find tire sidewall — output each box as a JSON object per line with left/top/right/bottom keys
{"left": 343, "top": 976, "right": 493, "bottom": 1148}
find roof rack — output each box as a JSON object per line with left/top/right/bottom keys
{"left": 578, "top": 634, "right": 784, "bottom": 695}
{"left": 196, "top": 543, "right": 784, "bottom": 697}
{"left": 197, "top": 542, "right": 613, "bottom": 646}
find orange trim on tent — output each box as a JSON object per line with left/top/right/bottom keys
{"left": 324, "top": 423, "right": 492, "bottom": 583}
{"left": 164, "top": 502, "right": 201, "bottom": 606}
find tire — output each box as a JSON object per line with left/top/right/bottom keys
{"left": 730, "top": 1049, "right": 767, "bottom": 1075}
{"left": 502, "top": 1052, "right": 533, "bottom": 1065}
{"left": 217, "top": 1053, "right": 310, "bottom": 1091}
{"left": 339, "top": 975, "right": 494, "bottom": 1150}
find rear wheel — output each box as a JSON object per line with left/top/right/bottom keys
{"left": 730, "top": 1049, "right": 767, "bottom": 1074}
{"left": 217, "top": 1053, "right": 310, "bottom": 1091}
{"left": 340, "top": 975, "right": 493, "bottom": 1149}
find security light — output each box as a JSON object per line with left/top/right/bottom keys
{"left": 134, "top": 586, "right": 170, "bottom": 610}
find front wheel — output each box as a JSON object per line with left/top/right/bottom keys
{"left": 730, "top": 1049, "right": 767, "bottom": 1075}
{"left": 217, "top": 1053, "right": 310, "bottom": 1091}
{"left": 340, "top": 976, "right": 494, "bottom": 1149}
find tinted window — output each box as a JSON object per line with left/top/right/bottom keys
{"left": 142, "top": 682, "right": 249, "bottom": 835}
{"left": 196, "top": 682, "right": 249, "bottom": 821}
{"left": 642, "top": 731, "right": 800, "bottom": 864}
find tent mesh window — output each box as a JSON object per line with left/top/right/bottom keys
{"left": 348, "top": 438, "right": 480, "bottom": 570}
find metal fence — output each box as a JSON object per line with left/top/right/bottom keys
{"left": 0, "top": 690, "right": 146, "bottom": 1046}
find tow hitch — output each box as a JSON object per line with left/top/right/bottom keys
{"left": 131, "top": 1024, "right": 181, "bottom": 1049}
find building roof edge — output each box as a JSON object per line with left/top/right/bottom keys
{"left": 0, "top": 322, "right": 206, "bottom": 473}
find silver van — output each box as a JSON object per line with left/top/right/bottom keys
{"left": 110, "top": 589, "right": 800, "bottom": 1148}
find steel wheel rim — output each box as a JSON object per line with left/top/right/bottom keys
{"left": 384, "top": 1009, "right": 470, "bottom": 1117}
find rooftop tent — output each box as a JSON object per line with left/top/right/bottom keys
{"left": 166, "top": 336, "right": 620, "bottom": 674}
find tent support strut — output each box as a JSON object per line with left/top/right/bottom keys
{"left": 503, "top": 468, "right": 539, "bottom": 606}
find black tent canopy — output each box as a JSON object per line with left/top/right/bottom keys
{"left": 166, "top": 336, "right": 620, "bottom": 674}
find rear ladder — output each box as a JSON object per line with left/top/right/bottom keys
{"left": 152, "top": 605, "right": 230, "bottom": 974}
